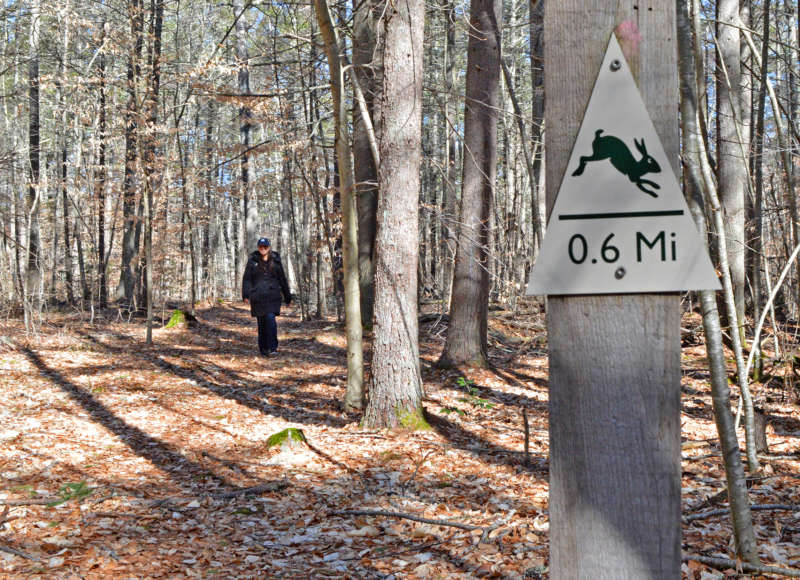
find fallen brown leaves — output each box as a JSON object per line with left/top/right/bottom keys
{"left": 0, "top": 303, "right": 797, "bottom": 578}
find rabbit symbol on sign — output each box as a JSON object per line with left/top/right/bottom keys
{"left": 572, "top": 129, "right": 661, "bottom": 197}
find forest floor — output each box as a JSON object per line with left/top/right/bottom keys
{"left": 0, "top": 301, "right": 799, "bottom": 579}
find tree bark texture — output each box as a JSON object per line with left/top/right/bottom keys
{"left": 233, "top": 0, "right": 257, "bottom": 270}
{"left": 353, "top": 0, "right": 381, "bottom": 328}
{"left": 677, "top": 0, "right": 760, "bottom": 562}
{"left": 363, "top": 0, "right": 425, "bottom": 428}
{"left": 117, "top": 0, "right": 143, "bottom": 306}
{"left": 439, "top": 0, "right": 502, "bottom": 368}
{"left": 716, "top": 0, "right": 747, "bottom": 333}
{"left": 96, "top": 39, "right": 108, "bottom": 307}
{"left": 314, "top": 0, "right": 365, "bottom": 410}
{"left": 442, "top": 0, "right": 458, "bottom": 309}
{"left": 529, "top": 0, "right": 545, "bottom": 249}
{"left": 545, "top": 5, "right": 681, "bottom": 578}
{"left": 25, "top": 0, "right": 42, "bottom": 325}
{"left": 58, "top": 2, "right": 74, "bottom": 305}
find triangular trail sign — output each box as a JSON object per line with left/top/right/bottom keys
{"left": 526, "top": 34, "right": 720, "bottom": 295}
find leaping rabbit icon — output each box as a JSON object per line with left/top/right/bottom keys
{"left": 571, "top": 129, "right": 661, "bottom": 197}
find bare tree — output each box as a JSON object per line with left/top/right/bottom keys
{"left": 314, "top": 0, "right": 364, "bottom": 410}
{"left": 362, "top": 0, "right": 425, "bottom": 428}
{"left": 117, "top": 0, "right": 144, "bottom": 307}
{"left": 716, "top": 0, "right": 748, "bottom": 337}
{"left": 96, "top": 22, "right": 109, "bottom": 308}
{"left": 677, "top": 0, "right": 759, "bottom": 563}
{"left": 25, "top": 0, "right": 42, "bottom": 330}
{"left": 439, "top": 0, "right": 502, "bottom": 368}
{"left": 233, "top": 0, "right": 257, "bottom": 274}
{"left": 353, "top": 0, "right": 381, "bottom": 328}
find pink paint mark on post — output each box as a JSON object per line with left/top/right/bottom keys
{"left": 615, "top": 20, "right": 642, "bottom": 65}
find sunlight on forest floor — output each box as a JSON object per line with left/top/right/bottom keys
{"left": 0, "top": 303, "right": 798, "bottom": 578}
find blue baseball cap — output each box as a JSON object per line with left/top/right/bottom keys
{"left": 257, "top": 237, "right": 271, "bottom": 247}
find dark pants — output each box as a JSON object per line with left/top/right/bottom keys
{"left": 257, "top": 313, "right": 278, "bottom": 354}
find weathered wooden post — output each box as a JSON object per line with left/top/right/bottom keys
{"left": 527, "top": 3, "right": 719, "bottom": 578}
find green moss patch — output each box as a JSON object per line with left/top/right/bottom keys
{"left": 266, "top": 428, "right": 307, "bottom": 449}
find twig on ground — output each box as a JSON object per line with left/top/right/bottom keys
{"left": 0, "top": 542, "right": 39, "bottom": 561}
{"left": 686, "top": 488, "right": 728, "bottom": 513}
{"left": 212, "top": 481, "right": 289, "bottom": 499}
{"left": 681, "top": 452, "right": 720, "bottom": 461}
{"left": 686, "top": 504, "right": 800, "bottom": 523}
{"left": 683, "top": 554, "right": 800, "bottom": 577}
{"left": 150, "top": 480, "right": 289, "bottom": 507}
{"left": 334, "top": 508, "right": 513, "bottom": 543}
{"left": 758, "top": 454, "right": 800, "bottom": 461}
{"left": 85, "top": 511, "right": 159, "bottom": 519}
{"left": 479, "top": 510, "right": 516, "bottom": 543}
{"left": 0, "top": 498, "right": 61, "bottom": 506}
{"left": 334, "top": 509, "right": 483, "bottom": 531}
{"left": 340, "top": 541, "right": 447, "bottom": 561}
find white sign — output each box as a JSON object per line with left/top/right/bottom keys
{"left": 526, "top": 35, "right": 720, "bottom": 295}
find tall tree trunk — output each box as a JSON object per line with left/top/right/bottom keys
{"left": 716, "top": 0, "right": 748, "bottom": 339}
{"left": 270, "top": 25, "right": 301, "bottom": 294}
{"left": 177, "top": 136, "right": 196, "bottom": 310}
{"left": 439, "top": 0, "right": 502, "bottom": 368}
{"left": 691, "top": 0, "right": 711, "bottom": 154}
{"left": 117, "top": 0, "right": 144, "bottom": 307}
{"left": 353, "top": 0, "right": 380, "bottom": 328}
{"left": 529, "top": 0, "right": 545, "bottom": 248}
{"left": 750, "top": 0, "right": 772, "bottom": 381}
{"left": 96, "top": 23, "right": 108, "bottom": 308}
{"left": 788, "top": 0, "right": 799, "bottom": 315}
{"left": 142, "top": 0, "right": 164, "bottom": 343}
{"left": 202, "top": 101, "right": 215, "bottom": 298}
{"left": 25, "top": 0, "right": 42, "bottom": 329}
{"left": 441, "top": 0, "right": 458, "bottom": 309}
{"left": 737, "top": 10, "right": 797, "bottom": 323}
{"left": 362, "top": 0, "right": 425, "bottom": 428}
{"left": 51, "top": 163, "right": 60, "bottom": 299}
{"left": 57, "top": 0, "right": 74, "bottom": 305}
{"left": 233, "top": 0, "right": 257, "bottom": 271}
{"left": 677, "top": 2, "right": 759, "bottom": 561}
{"left": 314, "top": 0, "right": 364, "bottom": 410}
{"left": 280, "top": 151, "right": 299, "bottom": 290}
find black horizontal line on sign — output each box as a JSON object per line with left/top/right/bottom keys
{"left": 558, "top": 210, "right": 685, "bottom": 220}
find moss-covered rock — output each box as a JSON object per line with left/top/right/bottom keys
{"left": 165, "top": 310, "right": 186, "bottom": 329}
{"left": 165, "top": 309, "right": 198, "bottom": 329}
{"left": 266, "top": 428, "right": 307, "bottom": 449}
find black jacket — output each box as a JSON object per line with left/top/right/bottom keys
{"left": 242, "top": 251, "right": 291, "bottom": 317}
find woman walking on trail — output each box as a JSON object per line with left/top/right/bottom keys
{"left": 242, "top": 237, "right": 292, "bottom": 356}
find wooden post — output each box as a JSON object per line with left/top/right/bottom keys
{"left": 545, "top": 4, "right": 681, "bottom": 579}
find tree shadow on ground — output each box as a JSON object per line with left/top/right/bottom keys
{"left": 21, "top": 346, "right": 237, "bottom": 493}
{"left": 764, "top": 409, "right": 800, "bottom": 438}
{"left": 80, "top": 331, "right": 351, "bottom": 428}
{"left": 297, "top": 468, "right": 547, "bottom": 578}
{"left": 425, "top": 410, "right": 547, "bottom": 474}
{"left": 486, "top": 362, "right": 549, "bottom": 391}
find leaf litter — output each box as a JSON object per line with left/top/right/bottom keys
{"left": 0, "top": 303, "right": 797, "bottom": 578}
